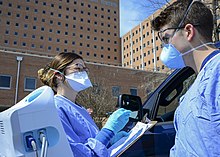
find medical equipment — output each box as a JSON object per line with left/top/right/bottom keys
{"left": 0, "top": 86, "right": 73, "bottom": 157}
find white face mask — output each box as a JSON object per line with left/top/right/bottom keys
{"left": 65, "top": 71, "right": 93, "bottom": 92}
{"left": 160, "top": 42, "right": 213, "bottom": 69}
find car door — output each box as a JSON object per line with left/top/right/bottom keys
{"left": 120, "top": 67, "right": 196, "bottom": 157}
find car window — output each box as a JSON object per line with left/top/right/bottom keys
{"left": 157, "top": 74, "right": 196, "bottom": 121}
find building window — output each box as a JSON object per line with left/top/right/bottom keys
{"left": 112, "top": 86, "right": 120, "bottom": 97}
{"left": 5, "top": 30, "right": 9, "bottom": 35}
{"left": 14, "top": 41, "right": 17, "bottom": 45}
{"left": 130, "top": 88, "right": 137, "bottom": 96}
{"left": 22, "top": 42, "right": 26, "bottom": 46}
{"left": 0, "top": 75, "right": 11, "bottom": 89}
{"left": 24, "top": 24, "right": 28, "bottom": 29}
{"left": 24, "top": 77, "right": 36, "bottom": 91}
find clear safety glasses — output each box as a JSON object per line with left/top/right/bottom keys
{"left": 157, "top": 26, "right": 185, "bottom": 44}
{"left": 66, "top": 63, "right": 89, "bottom": 73}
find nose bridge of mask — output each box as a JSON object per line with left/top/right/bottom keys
{"left": 65, "top": 71, "right": 88, "bottom": 83}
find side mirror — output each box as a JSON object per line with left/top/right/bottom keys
{"left": 117, "top": 94, "right": 143, "bottom": 121}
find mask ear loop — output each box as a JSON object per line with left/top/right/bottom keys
{"left": 49, "top": 68, "right": 65, "bottom": 83}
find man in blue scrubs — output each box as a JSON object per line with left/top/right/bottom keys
{"left": 151, "top": 1, "right": 220, "bottom": 156}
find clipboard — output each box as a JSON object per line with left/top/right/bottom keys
{"left": 108, "top": 121, "right": 157, "bottom": 157}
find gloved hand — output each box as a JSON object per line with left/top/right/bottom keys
{"left": 110, "top": 131, "right": 129, "bottom": 145}
{"left": 103, "top": 108, "right": 131, "bottom": 134}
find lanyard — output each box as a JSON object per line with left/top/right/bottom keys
{"left": 200, "top": 50, "right": 220, "bottom": 71}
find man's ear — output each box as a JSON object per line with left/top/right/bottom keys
{"left": 184, "top": 24, "right": 195, "bottom": 42}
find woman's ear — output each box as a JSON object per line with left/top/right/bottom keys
{"left": 184, "top": 24, "right": 195, "bottom": 42}
{"left": 54, "top": 72, "right": 64, "bottom": 82}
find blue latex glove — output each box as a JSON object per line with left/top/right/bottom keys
{"left": 103, "top": 108, "right": 131, "bottom": 134}
{"left": 110, "top": 131, "right": 129, "bottom": 145}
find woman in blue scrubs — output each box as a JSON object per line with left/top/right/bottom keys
{"left": 38, "top": 52, "right": 131, "bottom": 156}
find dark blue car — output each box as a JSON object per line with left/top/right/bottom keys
{"left": 119, "top": 67, "right": 196, "bottom": 157}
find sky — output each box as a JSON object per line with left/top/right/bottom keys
{"left": 119, "top": 0, "right": 169, "bottom": 37}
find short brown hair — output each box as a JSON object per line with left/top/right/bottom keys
{"left": 151, "top": 0, "right": 213, "bottom": 41}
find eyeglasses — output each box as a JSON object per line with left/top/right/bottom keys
{"left": 158, "top": 24, "right": 200, "bottom": 44}
{"left": 66, "top": 63, "right": 89, "bottom": 73}
{"left": 158, "top": 26, "right": 185, "bottom": 44}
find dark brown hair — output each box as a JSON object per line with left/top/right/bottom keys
{"left": 151, "top": 0, "right": 213, "bottom": 41}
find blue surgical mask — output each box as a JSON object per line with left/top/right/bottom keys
{"left": 160, "top": 44, "right": 185, "bottom": 69}
{"left": 160, "top": 42, "right": 213, "bottom": 69}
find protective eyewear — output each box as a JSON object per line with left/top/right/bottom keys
{"left": 158, "top": 24, "right": 200, "bottom": 44}
{"left": 66, "top": 63, "right": 89, "bottom": 73}
{"left": 157, "top": 26, "right": 185, "bottom": 44}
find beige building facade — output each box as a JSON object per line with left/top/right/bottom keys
{"left": 121, "top": 13, "right": 169, "bottom": 72}
{"left": 121, "top": 0, "right": 219, "bottom": 72}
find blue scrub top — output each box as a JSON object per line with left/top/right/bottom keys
{"left": 170, "top": 51, "right": 220, "bottom": 156}
{"left": 54, "top": 95, "right": 110, "bottom": 157}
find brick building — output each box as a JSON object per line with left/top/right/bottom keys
{"left": 121, "top": 12, "right": 168, "bottom": 72}
{"left": 0, "top": 0, "right": 121, "bottom": 65}
{"left": 121, "top": 0, "right": 219, "bottom": 72}
{"left": 0, "top": 0, "right": 130, "bottom": 110}
{"left": 0, "top": 50, "right": 167, "bottom": 110}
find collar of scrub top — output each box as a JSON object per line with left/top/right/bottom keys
{"left": 200, "top": 50, "right": 220, "bottom": 71}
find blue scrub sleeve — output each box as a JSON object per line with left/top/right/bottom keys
{"left": 95, "top": 128, "right": 114, "bottom": 146}
{"left": 58, "top": 108, "right": 110, "bottom": 157}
